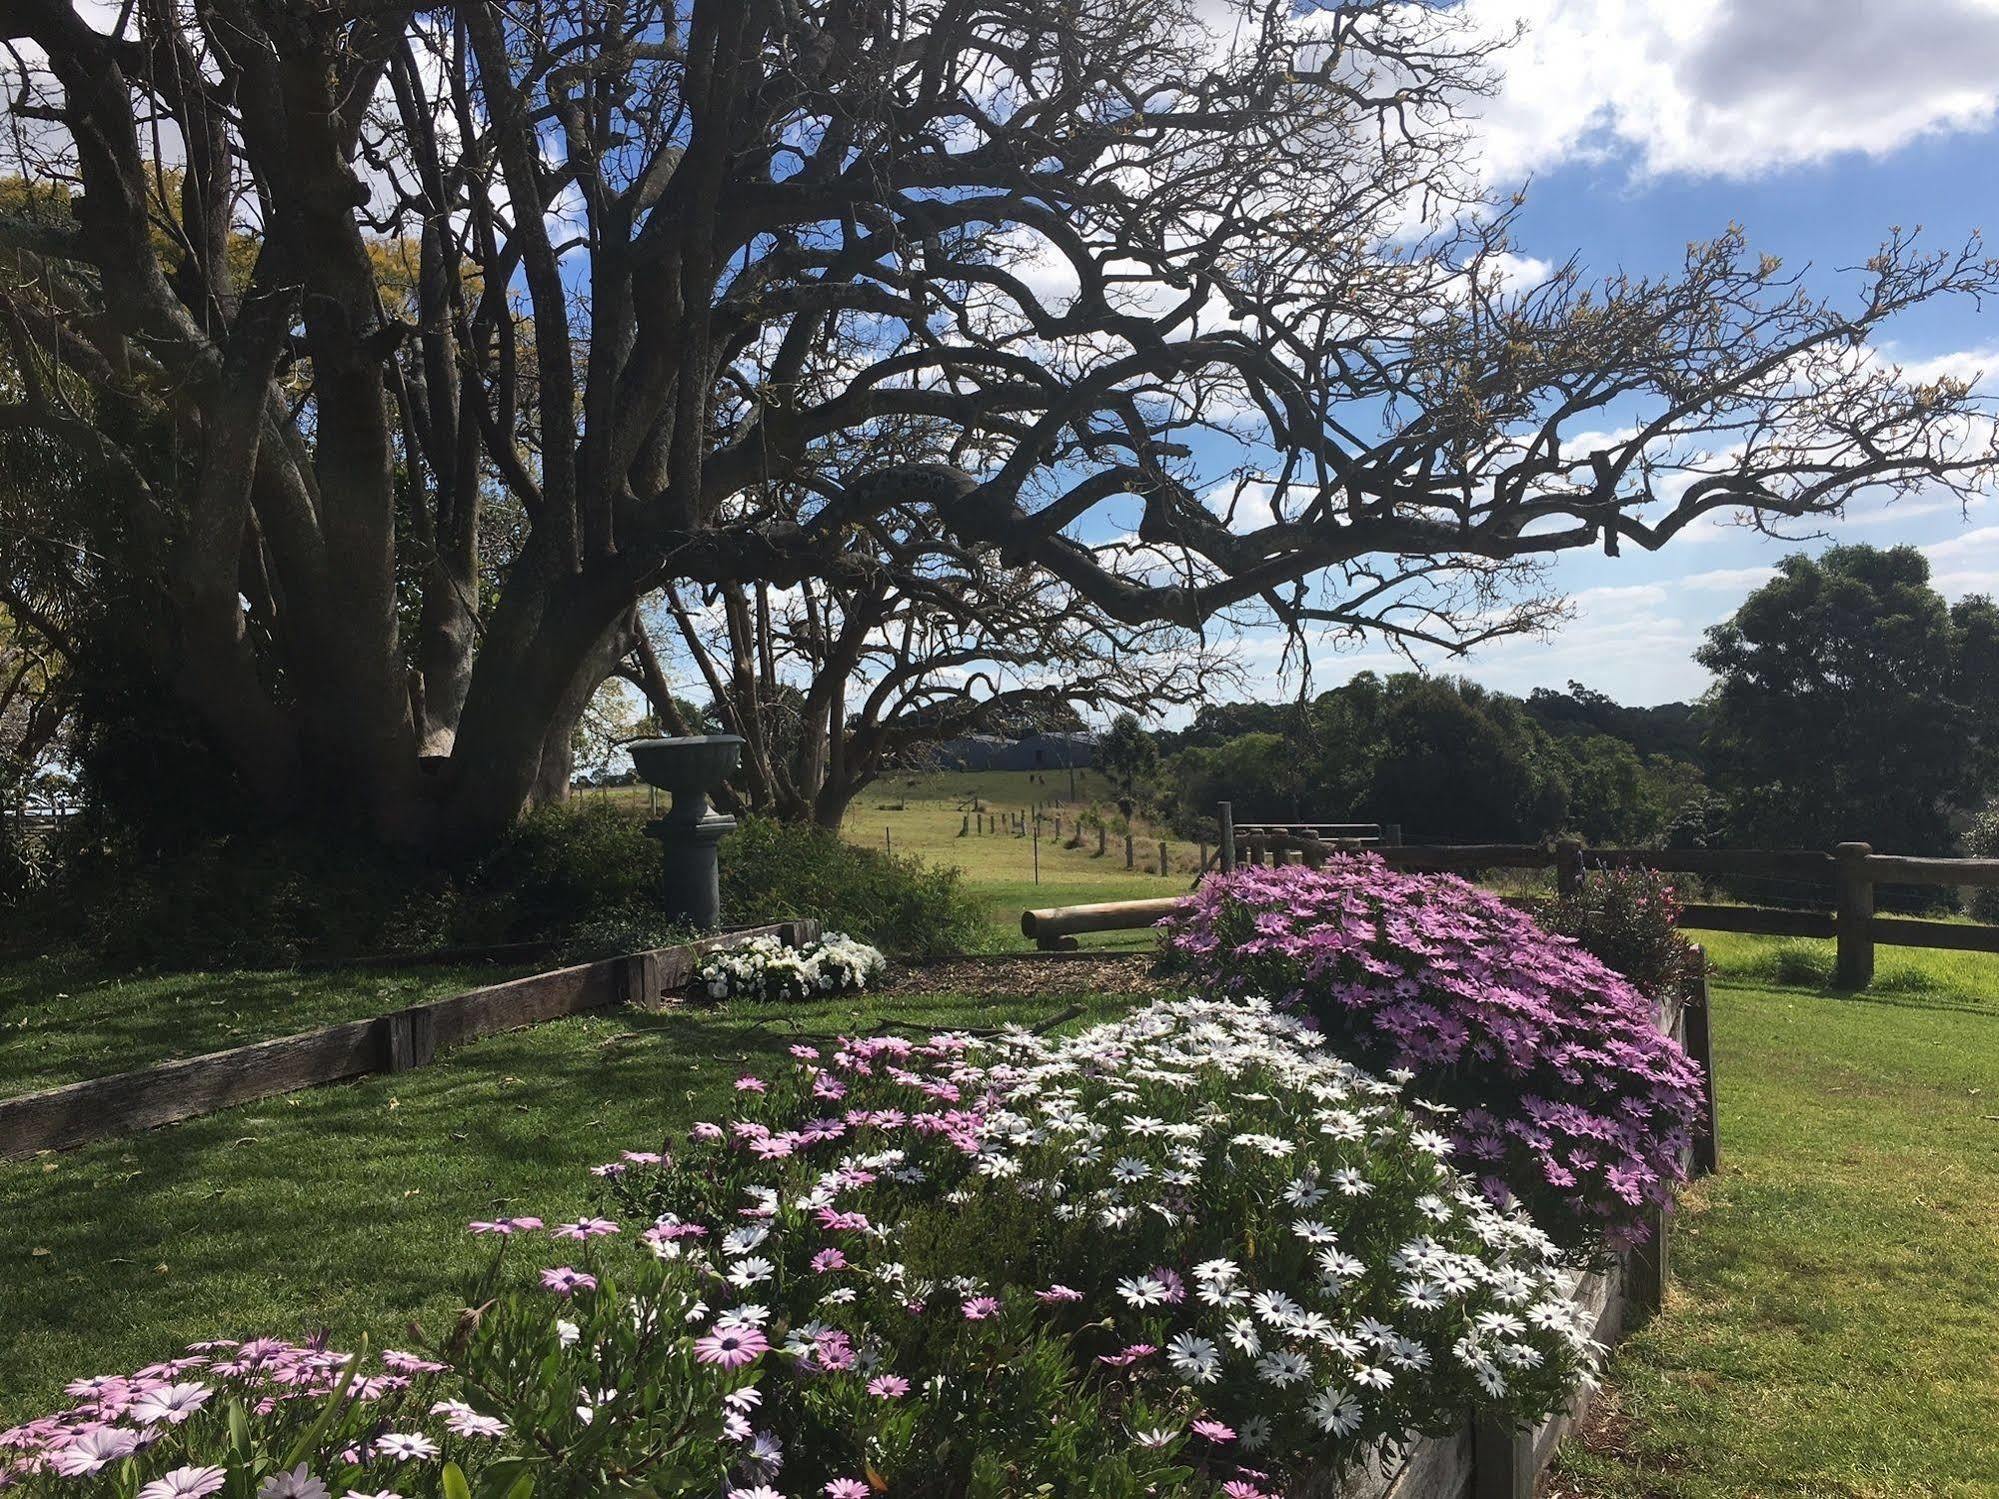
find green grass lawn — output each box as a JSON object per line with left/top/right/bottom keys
{"left": 837, "top": 766, "right": 1204, "bottom": 947}
{"left": 1550, "top": 949, "right": 1999, "bottom": 1498}
{"left": 0, "top": 982, "right": 1128, "bottom": 1424}
{"left": 0, "top": 959, "right": 530, "bottom": 1099}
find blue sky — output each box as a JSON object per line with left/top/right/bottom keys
{"left": 1214, "top": 0, "right": 1999, "bottom": 711}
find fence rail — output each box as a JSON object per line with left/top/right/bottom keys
{"left": 0, "top": 921, "right": 820, "bottom": 1161}
{"left": 1033, "top": 802, "right": 1999, "bottom": 988}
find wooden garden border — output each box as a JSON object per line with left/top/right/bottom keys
{"left": 1312, "top": 964, "right": 1714, "bottom": 1499}
{"left": 0, "top": 920, "right": 821, "bottom": 1161}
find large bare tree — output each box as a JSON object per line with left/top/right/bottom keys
{"left": 633, "top": 543, "right": 1219, "bottom": 828}
{"left": 1, "top": 0, "right": 1992, "bottom": 850}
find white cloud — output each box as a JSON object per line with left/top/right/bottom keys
{"left": 1467, "top": 0, "right": 1999, "bottom": 180}
{"left": 1922, "top": 525, "right": 1999, "bottom": 597}
{"left": 1677, "top": 565, "right": 1777, "bottom": 592}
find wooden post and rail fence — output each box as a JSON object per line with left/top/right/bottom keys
{"left": 1022, "top": 802, "right": 1999, "bottom": 986}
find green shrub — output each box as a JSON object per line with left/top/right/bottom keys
{"left": 473, "top": 800, "right": 664, "bottom": 939}
{"left": 720, "top": 813, "right": 982, "bottom": 957}
{"left": 1967, "top": 798, "right": 1999, "bottom": 925}
{"left": 8, "top": 802, "right": 980, "bottom": 968}
{"left": 1544, "top": 865, "right": 1706, "bottom": 1000}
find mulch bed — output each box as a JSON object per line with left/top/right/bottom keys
{"left": 879, "top": 952, "right": 1172, "bottom": 1000}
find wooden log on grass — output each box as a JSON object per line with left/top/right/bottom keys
{"left": 1021, "top": 897, "right": 1179, "bottom": 948}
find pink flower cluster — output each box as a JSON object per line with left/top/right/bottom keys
{"left": 0, "top": 1339, "right": 459, "bottom": 1493}
{"left": 1159, "top": 859, "right": 1704, "bottom": 1252}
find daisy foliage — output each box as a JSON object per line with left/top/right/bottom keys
{"left": 697, "top": 932, "right": 887, "bottom": 1002}
{"left": 5, "top": 999, "right": 1598, "bottom": 1498}
{"left": 1160, "top": 860, "right": 1705, "bottom": 1257}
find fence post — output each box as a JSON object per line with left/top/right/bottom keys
{"left": 1198, "top": 841, "right": 1208, "bottom": 874}
{"left": 1097, "top": 824, "right": 1107, "bottom": 857}
{"left": 1684, "top": 960, "right": 1720, "bottom": 1176}
{"left": 384, "top": 1007, "right": 436, "bottom": 1074}
{"left": 1626, "top": 1202, "right": 1669, "bottom": 1323}
{"left": 1125, "top": 832, "right": 1135, "bottom": 869}
{"left": 1383, "top": 822, "right": 1403, "bottom": 847}
{"left": 1834, "top": 841, "right": 1875, "bottom": 989}
{"left": 1158, "top": 840, "right": 1168, "bottom": 876}
{"left": 1556, "top": 839, "right": 1584, "bottom": 899}
{"left": 1472, "top": 1416, "right": 1534, "bottom": 1499}
{"left": 1218, "top": 801, "right": 1236, "bottom": 871}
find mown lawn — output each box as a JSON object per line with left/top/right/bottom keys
{"left": 0, "top": 983, "right": 1127, "bottom": 1424}
{"left": 835, "top": 766, "right": 1204, "bottom": 947}
{"left": 0, "top": 959, "right": 531, "bottom": 1099}
{"left": 1550, "top": 945, "right": 1999, "bottom": 1499}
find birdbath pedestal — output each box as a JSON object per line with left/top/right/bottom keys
{"left": 629, "top": 735, "right": 745, "bottom": 930}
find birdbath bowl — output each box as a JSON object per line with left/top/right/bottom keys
{"left": 630, "top": 735, "right": 745, "bottom": 826}
{"left": 629, "top": 735, "right": 745, "bottom": 929}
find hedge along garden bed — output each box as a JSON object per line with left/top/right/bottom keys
{"left": 2, "top": 863, "right": 1713, "bottom": 1498}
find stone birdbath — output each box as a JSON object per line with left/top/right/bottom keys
{"left": 628, "top": 734, "right": 745, "bottom": 929}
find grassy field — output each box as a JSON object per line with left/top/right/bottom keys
{"left": 837, "top": 766, "right": 1204, "bottom": 946}
{"left": 1551, "top": 957, "right": 1999, "bottom": 1498}
{"left": 0, "top": 960, "right": 531, "bottom": 1099}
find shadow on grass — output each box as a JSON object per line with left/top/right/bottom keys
{"left": 0, "top": 961, "right": 535, "bottom": 1099}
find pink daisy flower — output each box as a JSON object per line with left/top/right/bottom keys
{"left": 693, "top": 1326, "right": 769, "bottom": 1369}
{"left": 539, "top": 1267, "right": 597, "bottom": 1297}
{"left": 137, "top": 1467, "right": 228, "bottom": 1499}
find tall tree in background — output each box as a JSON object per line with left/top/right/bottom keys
{"left": 1697, "top": 545, "right": 1999, "bottom": 854}
{"left": 2, "top": 0, "right": 1994, "bottom": 855}
{"left": 1097, "top": 712, "right": 1161, "bottom": 820}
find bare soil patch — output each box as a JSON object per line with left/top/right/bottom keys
{"left": 879, "top": 952, "right": 1171, "bottom": 1001}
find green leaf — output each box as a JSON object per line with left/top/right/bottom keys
{"left": 442, "top": 1460, "right": 473, "bottom": 1499}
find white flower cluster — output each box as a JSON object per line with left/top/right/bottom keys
{"left": 698, "top": 931, "right": 887, "bottom": 1002}
{"left": 954, "top": 998, "right": 1602, "bottom": 1455}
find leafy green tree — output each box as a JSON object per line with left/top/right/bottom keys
{"left": 1697, "top": 545, "right": 1993, "bottom": 853}
{"left": 1369, "top": 678, "right": 1569, "bottom": 842}
{"left": 1557, "top": 734, "right": 1648, "bottom": 844}
{"left": 1167, "top": 732, "right": 1311, "bottom": 831}
{"left": 1097, "top": 713, "right": 1161, "bottom": 819}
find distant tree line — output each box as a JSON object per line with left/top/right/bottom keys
{"left": 1142, "top": 676, "right": 1708, "bottom": 847}
{"left": 1124, "top": 544, "right": 1999, "bottom": 858}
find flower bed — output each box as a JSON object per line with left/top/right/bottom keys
{"left": 697, "top": 930, "right": 887, "bottom": 1001}
{"left": 4, "top": 999, "right": 1600, "bottom": 1498}
{"left": 1159, "top": 861, "right": 1704, "bottom": 1257}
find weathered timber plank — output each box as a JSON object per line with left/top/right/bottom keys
{"left": 1380, "top": 845, "right": 1558, "bottom": 872}
{"left": 1583, "top": 846, "right": 1834, "bottom": 882}
{"left": 422, "top": 958, "right": 628, "bottom": 1051}
{"left": 0, "top": 1019, "right": 385, "bottom": 1158}
{"left": 1863, "top": 854, "right": 1999, "bottom": 888}
{"left": 0, "top": 922, "right": 821, "bottom": 1159}
{"left": 1677, "top": 903, "right": 1836, "bottom": 938}
{"left": 1871, "top": 915, "right": 1999, "bottom": 953}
